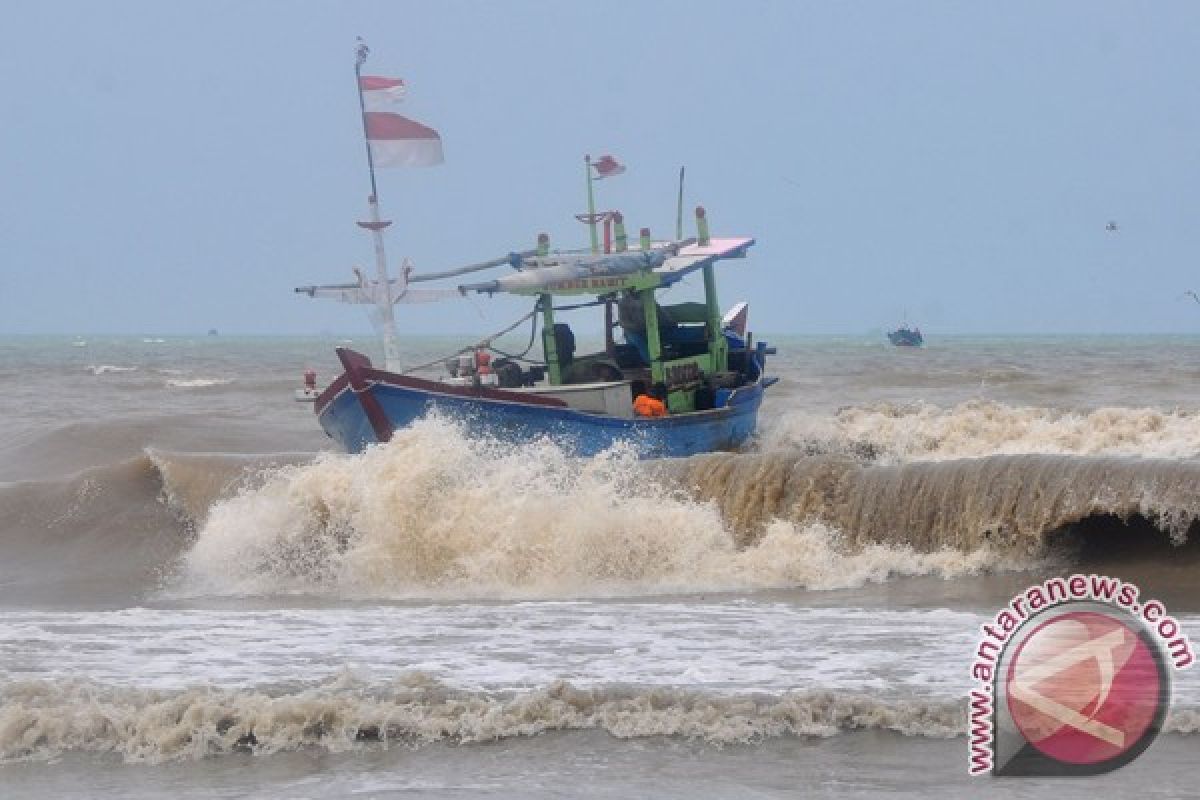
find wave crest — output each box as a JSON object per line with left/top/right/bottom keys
{"left": 0, "top": 675, "right": 963, "bottom": 764}
{"left": 178, "top": 420, "right": 1013, "bottom": 598}
{"left": 677, "top": 450, "right": 1200, "bottom": 553}
{"left": 5, "top": 675, "right": 1193, "bottom": 764}
{"left": 765, "top": 400, "right": 1200, "bottom": 461}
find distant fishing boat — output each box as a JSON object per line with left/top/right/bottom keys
{"left": 888, "top": 321, "right": 924, "bottom": 347}
{"left": 293, "top": 41, "right": 775, "bottom": 458}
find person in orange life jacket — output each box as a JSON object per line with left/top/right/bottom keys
{"left": 633, "top": 381, "right": 667, "bottom": 417}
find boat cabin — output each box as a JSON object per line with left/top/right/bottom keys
{"left": 455, "top": 207, "right": 756, "bottom": 418}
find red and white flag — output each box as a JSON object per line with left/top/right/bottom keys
{"left": 359, "top": 75, "right": 406, "bottom": 110}
{"left": 591, "top": 154, "right": 626, "bottom": 179}
{"left": 365, "top": 112, "right": 444, "bottom": 167}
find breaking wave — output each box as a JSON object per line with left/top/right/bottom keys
{"left": 765, "top": 400, "right": 1200, "bottom": 462}
{"left": 3, "top": 675, "right": 1194, "bottom": 764}
{"left": 177, "top": 420, "right": 1020, "bottom": 599}
{"left": 6, "top": 414, "right": 1200, "bottom": 604}
{"left": 0, "top": 450, "right": 307, "bottom": 605}
{"left": 676, "top": 450, "right": 1200, "bottom": 553}
{"left": 177, "top": 417, "right": 1200, "bottom": 600}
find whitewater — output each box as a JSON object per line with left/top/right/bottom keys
{"left": 2, "top": 334, "right": 1199, "bottom": 798}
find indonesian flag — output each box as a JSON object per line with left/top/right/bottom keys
{"left": 365, "top": 112, "right": 444, "bottom": 167}
{"left": 359, "top": 75, "right": 406, "bottom": 110}
{"left": 591, "top": 154, "right": 626, "bottom": 179}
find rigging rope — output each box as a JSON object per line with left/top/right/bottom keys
{"left": 397, "top": 296, "right": 614, "bottom": 375}
{"left": 487, "top": 307, "right": 541, "bottom": 364}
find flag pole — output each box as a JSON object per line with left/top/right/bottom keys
{"left": 353, "top": 37, "right": 401, "bottom": 371}
{"left": 355, "top": 38, "right": 380, "bottom": 202}
{"left": 585, "top": 154, "right": 599, "bottom": 254}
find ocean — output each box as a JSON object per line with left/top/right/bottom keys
{"left": 1, "top": 333, "right": 1198, "bottom": 798}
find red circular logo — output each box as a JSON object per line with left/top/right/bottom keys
{"left": 1005, "top": 610, "right": 1165, "bottom": 766}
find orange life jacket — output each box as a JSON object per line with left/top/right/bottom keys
{"left": 633, "top": 394, "right": 667, "bottom": 417}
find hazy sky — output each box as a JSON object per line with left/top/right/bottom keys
{"left": 3, "top": 1, "right": 1199, "bottom": 335}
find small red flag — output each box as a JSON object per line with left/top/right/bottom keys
{"left": 591, "top": 154, "right": 626, "bottom": 179}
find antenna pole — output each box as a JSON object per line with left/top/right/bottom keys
{"left": 353, "top": 38, "right": 400, "bottom": 371}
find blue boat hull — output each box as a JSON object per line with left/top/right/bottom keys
{"left": 888, "top": 329, "right": 924, "bottom": 347}
{"left": 315, "top": 349, "right": 769, "bottom": 458}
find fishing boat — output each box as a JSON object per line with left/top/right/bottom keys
{"left": 294, "top": 42, "right": 775, "bottom": 458}
{"left": 888, "top": 326, "right": 923, "bottom": 347}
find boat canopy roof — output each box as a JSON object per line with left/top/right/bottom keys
{"left": 456, "top": 236, "right": 755, "bottom": 297}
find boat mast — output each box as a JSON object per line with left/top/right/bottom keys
{"left": 353, "top": 38, "right": 402, "bottom": 371}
